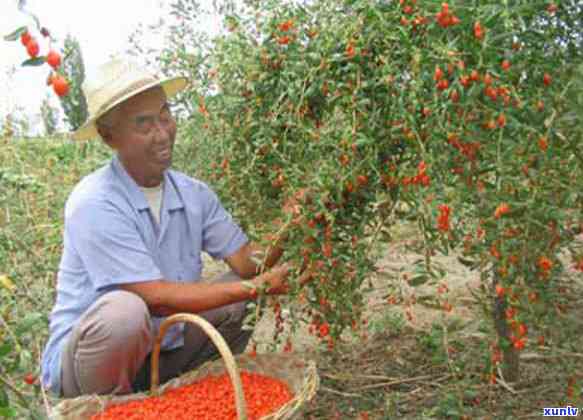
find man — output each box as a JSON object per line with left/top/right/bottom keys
{"left": 40, "top": 58, "right": 308, "bottom": 398}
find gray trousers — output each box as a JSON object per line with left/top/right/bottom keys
{"left": 60, "top": 271, "right": 252, "bottom": 398}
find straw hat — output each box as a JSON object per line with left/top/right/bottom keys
{"left": 72, "top": 57, "right": 188, "bottom": 140}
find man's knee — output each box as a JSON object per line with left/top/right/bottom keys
{"left": 61, "top": 290, "right": 153, "bottom": 397}
{"left": 92, "top": 290, "right": 152, "bottom": 345}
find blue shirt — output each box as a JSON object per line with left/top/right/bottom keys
{"left": 40, "top": 156, "right": 248, "bottom": 395}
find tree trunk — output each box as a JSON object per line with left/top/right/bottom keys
{"left": 492, "top": 273, "right": 520, "bottom": 382}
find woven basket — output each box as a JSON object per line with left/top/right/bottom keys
{"left": 49, "top": 313, "right": 319, "bottom": 420}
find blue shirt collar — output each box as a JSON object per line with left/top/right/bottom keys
{"left": 111, "top": 155, "right": 184, "bottom": 212}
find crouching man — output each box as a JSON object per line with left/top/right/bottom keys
{"left": 41, "top": 58, "right": 310, "bottom": 398}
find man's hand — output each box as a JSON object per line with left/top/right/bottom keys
{"left": 253, "top": 261, "right": 315, "bottom": 295}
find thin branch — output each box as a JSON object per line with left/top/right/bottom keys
{"left": 555, "top": 349, "right": 583, "bottom": 359}
{"left": 521, "top": 350, "right": 583, "bottom": 361}
{"left": 350, "top": 374, "right": 452, "bottom": 392}
{"left": 322, "top": 372, "right": 398, "bottom": 382}
{"left": 320, "top": 386, "right": 363, "bottom": 398}
{"left": 495, "top": 366, "right": 517, "bottom": 395}
{"left": 36, "top": 339, "right": 53, "bottom": 418}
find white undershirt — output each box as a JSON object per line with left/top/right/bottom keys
{"left": 140, "top": 182, "right": 164, "bottom": 225}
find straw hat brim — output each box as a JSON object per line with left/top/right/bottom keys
{"left": 72, "top": 76, "right": 189, "bottom": 141}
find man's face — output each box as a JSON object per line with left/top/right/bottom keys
{"left": 104, "top": 87, "right": 177, "bottom": 186}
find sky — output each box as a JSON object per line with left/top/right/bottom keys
{"left": 0, "top": 0, "right": 222, "bottom": 135}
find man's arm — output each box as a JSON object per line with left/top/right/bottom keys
{"left": 119, "top": 264, "right": 292, "bottom": 316}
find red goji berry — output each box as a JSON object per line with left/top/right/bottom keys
{"left": 91, "top": 371, "right": 293, "bottom": 420}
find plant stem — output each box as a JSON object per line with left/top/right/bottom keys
{"left": 492, "top": 272, "right": 519, "bottom": 382}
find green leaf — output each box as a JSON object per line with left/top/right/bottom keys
{"left": 22, "top": 57, "right": 46, "bottom": 67}
{"left": 464, "top": 389, "right": 478, "bottom": 399}
{"left": 0, "top": 387, "right": 8, "bottom": 406}
{"left": 0, "top": 406, "right": 17, "bottom": 418}
{"left": 457, "top": 256, "right": 479, "bottom": 269}
{"left": 409, "top": 274, "right": 430, "bottom": 287}
{"left": 3, "top": 26, "right": 27, "bottom": 41}
{"left": 0, "top": 343, "right": 11, "bottom": 360}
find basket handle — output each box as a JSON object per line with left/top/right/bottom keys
{"left": 150, "top": 313, "right": 248, "bottom": 420}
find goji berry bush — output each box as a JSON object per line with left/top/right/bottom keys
{"left": 167, "top": 0, "right": 582, "bottom": 382}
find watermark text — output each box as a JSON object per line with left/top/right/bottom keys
{"left": 543, "top": 406, "right": 580, "bottom": 417}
